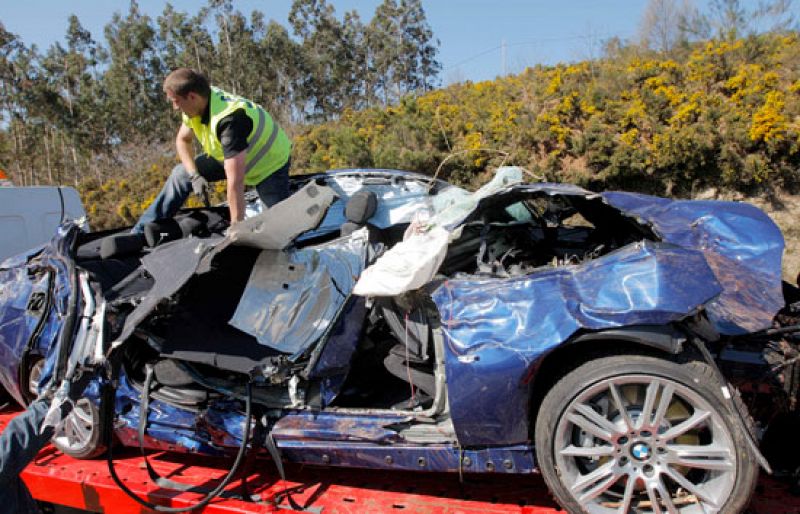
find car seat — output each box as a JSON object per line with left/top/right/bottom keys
{"left": 341, "top": 190, "right": 379, "bottom": 239}
{"left": 379, "top": 293, "right": 436, "bottom": 403}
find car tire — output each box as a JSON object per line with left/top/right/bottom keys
{"left": 52, "top": 398, "right": 108, "bottom": 459}
{"left": 534, "top": 354, "right": 758, "bottom": 513}
{"left": 21, "top": 356, "right": 45, "bottom": 405}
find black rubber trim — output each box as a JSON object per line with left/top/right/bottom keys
{"left": 570, "top": 325, "right": 685, "bottom": 354}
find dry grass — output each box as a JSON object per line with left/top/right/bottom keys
{"left": 747, "top": 193, "right": 800, "bottom": 284}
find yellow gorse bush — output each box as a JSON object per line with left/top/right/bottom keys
{"left": 79, "top": 33, "right": 800, "bottom": 230}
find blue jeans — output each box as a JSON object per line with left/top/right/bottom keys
{"left": 133, "top": 156, "right": 291, "bottom": 232}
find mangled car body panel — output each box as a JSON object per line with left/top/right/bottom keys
{"left": 231, "top": 233, "right": 367, "bottom": 357}
{"left": 0, "top": 167, "right": 795, "bottom": 500}
{"left": 433, "top": 240, "right": 723, "bottom": 444}
{"left": 601, "top": 191, "right": 784, "bottom": 334}
{"left": 355, "top": 178, "right": 785, "bottom": 445}
{"left": 0, "top": 226, "right": 79, "bottom": 405}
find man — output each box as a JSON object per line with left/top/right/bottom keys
{"left": 133, "top": 68, "right": 292, "bottom": 232}
{"left": 0, "top": 375, "right": 91, "bottom": 513}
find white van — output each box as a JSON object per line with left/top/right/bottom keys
{"left": 0, "top": 186, "right": 88, "bottom": 262}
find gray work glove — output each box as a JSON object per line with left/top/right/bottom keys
{"left": 190, "top": 173, "right": 209, "bottom": 196}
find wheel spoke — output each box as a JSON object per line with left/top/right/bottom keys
{"left": 653, "top": 478, "right": 680, "bottom": 514}
{"left": 645, "top": 482, "right": 664, "bottom": 514}
{"left": 638, "top": 380, "right": 660, "bottom": 429}
{"left": 71, "top": 405, "right": 93, "bottom": 424}
{"left": 65, "top": 420, "right": 78, "bottom": 444}
{"left": 570, "top": 462, "right": 619, "bottom": 505}
{"left": 664, "top": 466, "right": 720, "bottom": 509}
{"left": 665, "top": 443, "right": 734, "bottom": 471}
{"left": 619, "top": 473, "right": 636, "bottom": 514}
{"left": 560, "top": 444, "right": 615, "bottom": 458}
{"left": 659, "top": 409, "right": 711, "bottom": 441}
{"left": 67, "top": 414, "right": 90, "bottom": 441}
{"left": 652, "top": 383, "right": 675, "bottom": 430}
{"left": 565, "top": 412, "right": 614, "bottom": 442}
{"left": 54, "top": 410, "right": 93, "bottom": 450}
{"left": 572, "top": 403, "right": 620, "bottom": 438}
{"left": 608, "top": 383, "right": 634, "bottom": 431}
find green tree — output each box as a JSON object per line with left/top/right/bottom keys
{"left": 157, "top": 4, "right": 215, "bottom": 72}
{"left": 0, "top": 24, "right": 39, "bottom": 185}
{"left": 396, "top": 0, "right": 440, "bottom": 94}
{"left": 102, "top": 0, "right": 168, "bottom": 143}
{"left": 257, "top": 19, "right": 303, "bottom": 124}
{"left": 368, "top": 0, "right": 440, "bottom": 105}
{"left": 289, "top": 0, "right": 361, "bottom": 119}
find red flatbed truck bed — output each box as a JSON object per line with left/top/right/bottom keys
{"left": 1, "top": 409, "right": 797, "bottom": 513}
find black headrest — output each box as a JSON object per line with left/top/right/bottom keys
{"left": 100, "top": 233, "right": 146, "bottom": 259}
{"left": 178, "top": 215, "right": 205, "bottom": 236}
{"left": 143, "top": 211, "right": 223, "bottom": 247}
{"left": 344, "top": 191, "right": 377, "bottom": 225}
{"left": 143, "top": 219, "right": 183, "bottom": 247}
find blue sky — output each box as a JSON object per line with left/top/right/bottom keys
{"left": 0, "top": 1, "right": 784, "bottom": 84}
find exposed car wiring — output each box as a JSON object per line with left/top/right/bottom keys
{"left": 103, "top": 358, "right": 256, "bottom": 512}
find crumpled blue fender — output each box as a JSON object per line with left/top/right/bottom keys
{"left": 0, "top": 225, "right": 79, "bottom": 406}
{"left": 432, "top": 240, "right": 723, "bottom": 445}
{"left": 430, "top": 184, "right": 785, "bottom": 445}
{"left": 602, "top": 192, "right": 785, "bottom": 334}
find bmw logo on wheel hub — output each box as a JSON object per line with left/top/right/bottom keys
{"left": 631, "top": 442, "right": 651, "bottom": 461}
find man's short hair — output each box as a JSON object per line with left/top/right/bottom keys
{"left": 163, "top": 68, "right": 211, "bottom": 98}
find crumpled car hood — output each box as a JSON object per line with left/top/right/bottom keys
{"left": 428, "top": 182, "right": 786, "bottom": 446}
{"left": 601, "top": 191, "right": 784, "bottom": 334}
{"left": 434, "top": 240, "right": 723, "bottom": 360}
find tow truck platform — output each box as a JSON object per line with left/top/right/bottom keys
{"left": 2, "top": 410, "right": 798, "bottom": 513}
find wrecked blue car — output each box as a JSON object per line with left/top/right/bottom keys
{"left": 1, "top": 167, "right": 799, "bottom": 513}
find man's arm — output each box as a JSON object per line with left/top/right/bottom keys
{"left": 176, "top": 124, "right": 196, "bottom": 174}
{"left": 0, "top": 400, "right": 52, "bottom": 487}
{"left": 224, "top": 151, "right": 247, "bottom": 223}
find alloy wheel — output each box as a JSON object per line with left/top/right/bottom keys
{"left": 554, "top": 374, "right": 736, "bottom": 513}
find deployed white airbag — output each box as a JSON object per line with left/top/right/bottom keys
{"left": 352, "top": 225, "right": 450, "bottom": 297}
{"left": 353, "top": 167, "right": 524, "bottom": 297}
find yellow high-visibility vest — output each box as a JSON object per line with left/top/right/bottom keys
{"left": 183, "top": 87, "right": 291, "bottom": 185}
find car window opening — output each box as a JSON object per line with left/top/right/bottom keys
{"left": 440, "top": 192, "right": 657, "bottom": 279}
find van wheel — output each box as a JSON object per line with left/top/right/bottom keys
{"left": 534, "top": 354, "right": 757, "bottom": 513}
{"left": 52, "top": 398, "right": 107, "bottom": 459}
